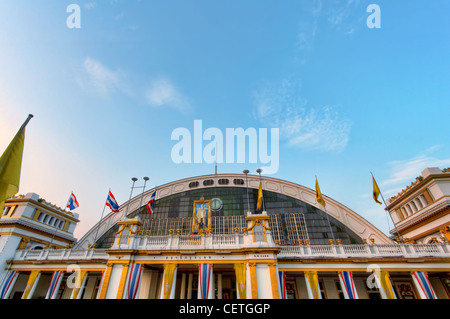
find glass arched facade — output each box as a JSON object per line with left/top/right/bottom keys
{"left": 96, "top": 187, "right": 363, "bottom": 248}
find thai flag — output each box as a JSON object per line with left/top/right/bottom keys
{"left": 106, "top": 191, "right": 119, "bottom": 213}
{"left": 146, "top": 190, "right": 156, "bottom": 214}
{"left": 198, "top": 264, "right": 212, "bottom": 299}
{"left": 66, "top": 192, "right": 79, "bottom": 210}
{"left": 412, "top": 271, "right": 437, "bottom": 299}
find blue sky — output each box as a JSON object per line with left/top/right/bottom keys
{"left": 1, "top": 0, "right": 450, "bottom": 239}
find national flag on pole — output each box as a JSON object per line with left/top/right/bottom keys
{"left": 66, "top": 192, "right": 79, "bottom": 210}
{"left": 106, "top": 190, "right": 119, "bottom": 213}
{"left": 315, "top": 177, "right": 326, "bottom": 208}
{"left": 256, "top": 182, "right": 263, "bottom": 211}
{"left": 146, "top": 190, "right": 156, "bottom": 214}
{"left": 0, "top": 115, "right": 33, "bottom": 215}
{"left": 372, "top": 175, "right": 382, "bottom": 205}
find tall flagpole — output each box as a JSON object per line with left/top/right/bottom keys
{"left": 316, "top": 175, "right": 336, "bottom": 244}
{"left": 92, "top": 189, "right": 111, "bottom": 248}
{"left": 371, "top": 172, "right": 403, "bottom": 243}
{"left": 138, "top": 177, "right": 149, "bottom": 214}
{"left": 124, "top": 177, "right": 138, "bottom": 218}
{"left": 243, "top": 170, "right": 250, "bottom": 213}
{"left": 256, "top": 168, "right": 266, "bottom": 212}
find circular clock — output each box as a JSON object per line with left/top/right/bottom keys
{"left": 211, "top": 198, "right": 223, "bottom": 211}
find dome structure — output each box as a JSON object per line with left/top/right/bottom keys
{"left": 76, "top": 173, "right": 391, "bottom": 249}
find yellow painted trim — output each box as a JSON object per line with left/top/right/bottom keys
{"left": 117, "top": 220, "right": 143, "bottom": 226}
{"left": 116, "top": 263, "right": 130, "bottom": 299}
{"left": 6, "top": 205, "right": 17, "bottom": 217}
{"left": 32, "top": 209, "right": 40, "bottom": 221}
{"left": 268, "top": 263, "right": 279, "bottom": 299}
{"left": 263, "top": 220, "right": 267, "bottom": 243}
{"left": 98, "top": 264, "right": 113, "bottom": 299}
{"left": 277, "top": 267, "right": 450, "bottom": 272}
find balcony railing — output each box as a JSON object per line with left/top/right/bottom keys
{"left": 13, "top": 248, "right": 109, "bottom": 261}
{"left": 10, "top": 235, "right": 450, "bottom": 262}
{"left": 277, "top": 243, "right": 450, "bottom": 259}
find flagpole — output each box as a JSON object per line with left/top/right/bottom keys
{"left": 316, "top": 175, "right": 336, "bottom": 244}
{"left": 138, "top": 177, "right": 149, "bottom": 214}
{"left": 92, "top": 189, "right": 110, "bottom": 248}
{"left": 243, "top": 170, "right": 251, "bottom": 213}
{"left": 371, "top": 172, "right": 403, "bottom": 243}
{"left": 256, "top": 168, "right": 265, "bottom": 212}
{"left": 124, "top": 178, "right": 138, "bottom": 218}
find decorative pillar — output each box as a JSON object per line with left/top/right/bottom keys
{"left": 217, "top": 273, "right": 223, "bottom": 299}
{"left": 116, "top": 264, "right": 131, "bottom": 299}
{"left": 180, "top": 272, "right": 187, "bottom": 299}
{"left": 268, "top": 263, "right": 279, "bottom": 299}
{"left": 249, "top": 263, "right": 258, "bottom": 299}
{"left": 187, "top": 272, "right": 193, "bottom": 299}
{"left": 98, "top": 264, "right": 113, "bottom": 299}
{"left": 22, "top": 270, "right": 41, "bottom": 299}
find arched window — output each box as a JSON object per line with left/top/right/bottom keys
{"left": 37, "top": 212, "right": 45, "bottom": 222}
{"left": 406, "top": 204, "right": 413, "bottom": 216}
{"left": 43, "top": 215, "right": 49, "bottom": 223}
{"left": 415, "top": 198, "right": 423, "bottom": 210}
{"left": 401, "top": 207, "right": 408, "bottom": 218}
{"left": 58, "top": 220, "right": 65, "bottom": 229}
{"left": 419, "top": 194, "right": 429, "bottom": 206}
{"left": 48, "top": 217, "right": 54, "bottom": 225}
{"left": 410, "top": 201, "right": 418, "bottom": 212}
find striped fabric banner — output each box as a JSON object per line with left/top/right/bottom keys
{"left": 22, "top": 271, "right": 41, "bottom": 299}
{"left": 338, "top": 271, "right": 358, "bottom": 299}
{"left": 46, "top": 271, "right": 63, "bottom": 299}
{"left": 305, "top": 271, "right": 321, "bottom": 299}
{"left": 126, "top": 263, "right": 143, "bottom": 299}
{"left": 163, "top": 264, "right": 177, "bottom": 299}
{"left": 234, "top": 263, "right": 246, "bottom": 299}
{"left": 278, "top": 271, "right": 287, "bottom": 299}
{"left": 198, "top": 264, "right": 213, "bottom": 299}
{"left": 412, "top": 272, "right": 437, "bottom": 299}
{"left": 0, "top": 271, "right": 18, "bottom": 299}
{"left": 377, "top": 271, "right": 396, "bottom": 299}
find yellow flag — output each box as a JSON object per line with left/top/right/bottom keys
{"left": 0, "top": 116, "right": 31, "bottom": 213}
{"left": 378, "top": 271, "right": 396, "bottom": 299}
{"left": 372, "top": 176, "right": 382, "bottom": 205}
{"left": 234, "top": 263, "right": 246, "bottom": 299}
{"left": 256, "top": 182, "right": 263, "bottom": 210}
{"left": 315, "top": 177, "right": 326, "bottom": 208}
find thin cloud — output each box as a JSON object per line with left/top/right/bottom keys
{"left": 79, "top": 57, "right": 129, "bottom": 98}
{"left": 253, "top": 78, "right": 352, "bottom": 153}
{"left": 145, "top": 78, "right": 191, "bottom": 113}
{"left": 381, "top": 147, "right": 450, "bottom": 196}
